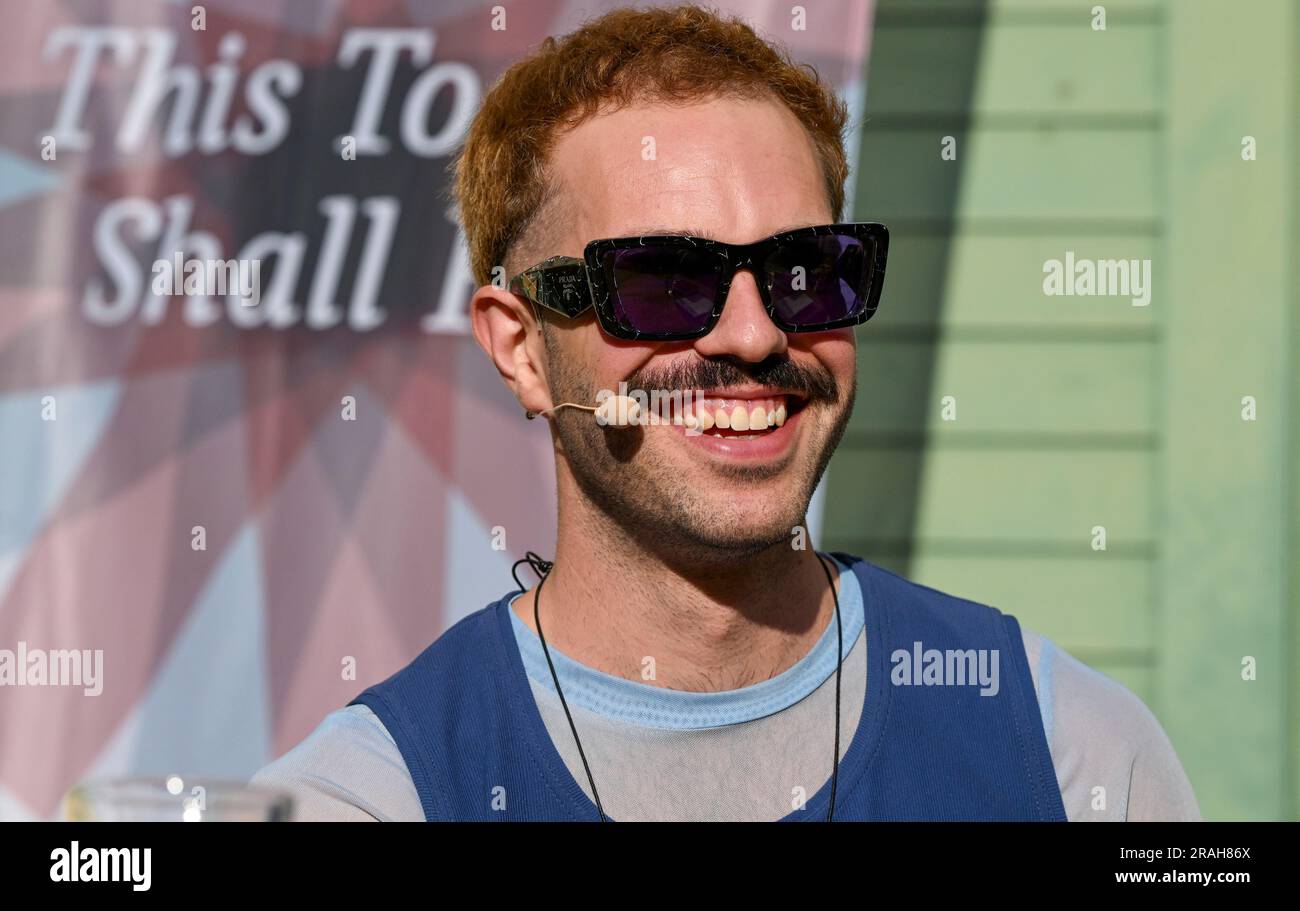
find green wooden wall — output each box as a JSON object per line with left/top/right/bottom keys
{"left": 826, "top": 0, "right": 1299, "bottom": 821}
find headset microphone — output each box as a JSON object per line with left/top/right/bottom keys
{"left": 525, "top": 395, "right": 642, "bottom": 427}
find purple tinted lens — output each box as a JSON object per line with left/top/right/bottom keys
{"left": 601, "top": 246, "right": 722, "bottom": 336}
{"left": 765, "top": 235, "right": 872, "bottom": 326}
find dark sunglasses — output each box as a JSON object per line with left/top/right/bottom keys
{"left": 508, "top": 222, "right": 888, "bottom": 342}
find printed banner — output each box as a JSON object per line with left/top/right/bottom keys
{"left": 0, "top": 0, "right": 873, "bottom": 819}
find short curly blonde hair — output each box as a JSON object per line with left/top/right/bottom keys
{"left": 451, "top": 3, "right": 850, "bottom": 287}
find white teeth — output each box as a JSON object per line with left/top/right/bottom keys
{"left": 676, "top": 397, "right": 789, "bottom": 436}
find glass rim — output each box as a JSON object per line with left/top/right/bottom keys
{"left": 66, "top": 776, "right": 293, "bottom": 812}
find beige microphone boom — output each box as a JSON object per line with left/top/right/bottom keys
{"left": 525, "top": 395, "right": 641, "bottom": 427}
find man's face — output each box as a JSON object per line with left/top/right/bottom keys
{"left": 533, "top": 94, "right": 857, "bottom": 558}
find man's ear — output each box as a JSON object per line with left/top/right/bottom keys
{"left": 469, "top": 284, "right": 554, "bottom": 417}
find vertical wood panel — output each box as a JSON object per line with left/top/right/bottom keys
{"left": 839, "top": 0, "right": 1298, "bottom": 820}
{"left": 1159, "top": 0, "right": 1294, "bottom": 820}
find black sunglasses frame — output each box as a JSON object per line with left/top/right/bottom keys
{"left": 508, "top": 222, "right": 888, "bottom": 342}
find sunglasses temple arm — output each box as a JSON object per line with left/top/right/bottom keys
{"left": 509, "top": 259, "right": 593, "bottom": 319}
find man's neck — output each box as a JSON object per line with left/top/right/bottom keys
{"left": 510, "top": 508, "right": 839, "bottom": 692}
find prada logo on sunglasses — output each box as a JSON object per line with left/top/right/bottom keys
{"left": 508, "top": 223, "right": 889, "bottom": 340}
{"left": 554, "top": 273, "right": 582, "bottom": 300}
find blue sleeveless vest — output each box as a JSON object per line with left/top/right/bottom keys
{"left": 350, "top": 554, "right": 1067, "bottom": 821}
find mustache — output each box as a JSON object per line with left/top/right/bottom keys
{"left": 624, "top": 355, "right": 840, "bottom": 403}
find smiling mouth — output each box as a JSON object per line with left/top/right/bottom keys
{"left": 640, "top": 392, "right": 808, "bottom": 438}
